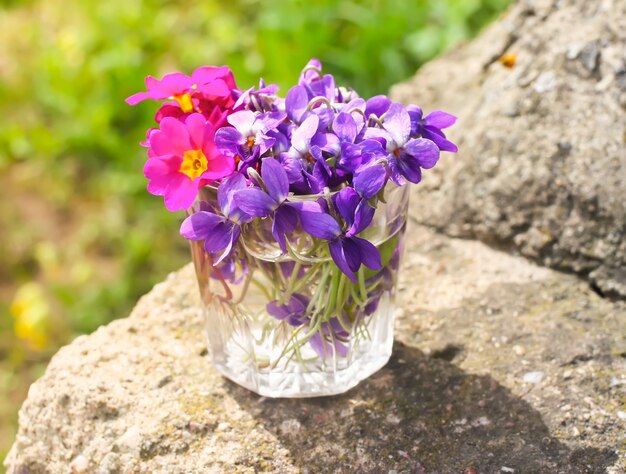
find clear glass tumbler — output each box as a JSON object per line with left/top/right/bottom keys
{"left": 189, "top": 184, "right": 408, "bottom": 397}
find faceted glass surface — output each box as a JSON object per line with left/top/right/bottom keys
{"left": 189, "top": 185, "right": 408, "bottom": 397}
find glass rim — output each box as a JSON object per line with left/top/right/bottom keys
{"left": 199, "top": 181, "right": 403, "bottom": 202}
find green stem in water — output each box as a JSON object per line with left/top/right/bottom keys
{"left": 335, "top": 308, "right": 353, "bottom": 334}
{"left": 358, "top": 266, "right": 368, "bottom": 302}
{"left": 280, "top": 260, "right": 302, "bottom": 303}
{"left": 290, "top": 264, "right": 322, "bottom": 294}
{"left": 233, "top": 270, "right": 253, "bottom": 305}
{"left": 323, "top": 266, "right": 341, "bottom": 320}
{"left": 270, "top": 324, "right": 306, "bottom": 369}
{"left": 307, "top": 264, "right": 331, "bottom": 314}
{"left": 250, "top": 277, "right": 273, "bottom": 301}
{"left": 336, "top": 273, "right": 347, "bottom": 308}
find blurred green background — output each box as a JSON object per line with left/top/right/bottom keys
{"left": 0, "top": 0, "right": 510, "bottom": 464}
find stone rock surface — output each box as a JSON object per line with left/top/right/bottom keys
{"left": 391, "top": 0, "right": 626, "bottom": 298}
{"left": 5, "top": 223, "right": 625, "bottom": 473}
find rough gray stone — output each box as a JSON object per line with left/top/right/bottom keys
{"left": 391, "top": 0, "right": 626, "bottom": 299}
{"left": 4, "top": 224, "right": 625, "bottom": 473}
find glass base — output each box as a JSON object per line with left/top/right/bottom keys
{"left": 205, "top": 292, "right": 395, "bottom": 398}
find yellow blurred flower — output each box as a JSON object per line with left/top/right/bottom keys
{"left": 10, "top": 282, "right": 50, "bottom": 350}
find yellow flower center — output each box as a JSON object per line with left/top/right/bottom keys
{"left": 179, "top": 149, "right": 208, "bottom": 180}
{"left": 173, "top": 93, "right": 194, "bottom": 113}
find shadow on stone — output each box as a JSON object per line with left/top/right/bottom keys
{"left": 227, "top": 341, "right": 616, "bottom": 473}
{"left": 430, "top": 343, "right": 464, "bottom": 362}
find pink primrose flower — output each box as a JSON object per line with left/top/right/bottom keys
{"left": 144, "top": 113, "right": 235, "bottom": 211}
{"left": 126, "top": 66, "right": 238, "bottom": 119}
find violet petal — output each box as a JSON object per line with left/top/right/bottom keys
{"left": 348, "top": 199, "right": 375, "bottom": 236}
{"left": 329, "top": 239, "right": 357, "bottom": 282}
{"left": 353, "top": 164, "right": 387, "bottom": 199}
{"left": 333, "top": 112, "right": 357, "bottom": 143}
{"left": 203, "top": 221, "right": 234, "bottom": 253}
{"left": 342, "top": 238, "right": 362, "bottom": 273}
{"left": 272, "top": 205, "right": 298, "bottom": 252}
{"left": 365, "top": 95, "right": 392, "bottom": 118}
{"left": 333, "top": 187, "right": 360, "bottom": 224}
{"left": 255, "top": 134, "right": 276, "bottom": 157}
{"left": 424, "top": 110, "right": 457, "bottom": 129}
{"left": 396, "top": 151, "right": 423, "bottom": 184}
{"left": 261, "top": 158, "right": 289, "bottom": 203}
{"left": 217, "top": 173, "right": 247, "bottom": 216}
{"left": 213, "top": 225, "right": 240, "bottom": 264}
{"left": 214, "top": 127, "right": 245, "bottom": 157}
{"left": 422, "top": 127, "right": 458, "bottom": 153}
{"left": 404, "top": 138, "right": 440, "bottom": 169}
{"left": 338, "top": 142, "right": 363, "bottom": 172}
{"left": 227, "top": 110, "right": 257, "bottom": 132}
{"left": 298, "top": 208, "right": 342, "bottom": 240}
{"left": 352, "top": 236, "right": 382, "bottom": 270}
{"left": 291, "top": 114, "right": 319, "bottom": 155}
{"left": 383, "top": 103, "right": 411, "bottom": 146}
{"left": 285, "top": 85, "right": 309, "bottom": 123}
{"left": 180, "top": 211, "right": 224, "bottom": 240}
{"left": 233, "top": 188, "right": 276, "bottom": 218}
{"left": 309, "top": 333, "right": 328, "bottom": 359}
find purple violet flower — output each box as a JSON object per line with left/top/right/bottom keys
{"left": 298, "top": 58, "right": 335, "bottom": 103}
{"left": 279, "top": 154, "right": 309, "bottom": 193}
{"left": 338, "top": 137, "right": 386, "bottom": 173}
{"left": 299, "top": 113, "right": 346, "bottom": 191}
{"left": 285, "top": 85, "right": 310, "bottom": 125}
{"left": 233, "top": 78, "right": 280, "bottom": 111}
{"left": 331, "top": 111, "right": 389, "bottom": 198}
{"left": 365, "top": 103, "right": 440, "bottom": 186}
{"left": 337, "top": 98, "right": 366, "bottom": 134}
{"left": 214, "top": 110, "right": 286, "bottom": 166}
{"left": 303, "top": 112, "right": 369, "bottom": 193}
{"left": 297, "top": 187, "right": 382, "bottom": 282}
{"left": 353, "top": 162, "right": 388, "bottom": 199}
{"left": 407, "top": 105, "right": 458, "bottom": 153}
{"left": 284, "top": 114, "right": 319, "bottom": 161}
{"left": 266, "top": 293, "right": 310, "bottom": 326}
{"left": 334, "top": 112, "right": 358, "bottom": 147}
{"left": 266, "top": 292, "right": 350, "bottom": 360}
{"left": 233, "top": 158, "right": 300, "bottom": 252}
{"left": 310, "top": 316, "right": 350, "bottom": 359}
{"left": 299, "top": 58, "right": 323, "bottom": 84}
{"left": 285, "top": 83, "right": 335, "bottom": 131}
{"left": 281, "top": 114, "right": 336, "bottom": 193}
{"left": 305, "top": 73, "right": 335, "bottom": 103}
{"left": 364, "top": 95, "right": 391, "bottom": 120}
{"left": 211, "top": 252, "right": 248, "bottom": 284}
{"left": 179, "top": 173, "right": 252, "bottom": 263}
{"left": 303, "top": 147, "right": 332, "bottom": 194}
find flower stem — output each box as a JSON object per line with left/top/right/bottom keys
{"left": 358, "top": 266, "right": 367, "bottom": 302}
{"left": 324, "top": 266, "right": 341, "bottom": 320}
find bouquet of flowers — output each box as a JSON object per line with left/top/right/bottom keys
{"left": 127, "top": 59, "right": 456, "bottom": 397}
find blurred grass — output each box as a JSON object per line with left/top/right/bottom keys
{"left": 0, "top": 0, "right": 510, "bottom": 465}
